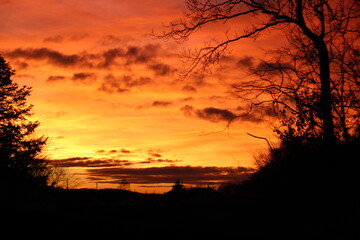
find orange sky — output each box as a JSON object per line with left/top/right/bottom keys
{"left": 0, "top": 0, "right": 281, "bottom": 192}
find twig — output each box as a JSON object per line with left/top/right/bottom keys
{"left": 246, "top": 132, "right": 273, "bottom": 150}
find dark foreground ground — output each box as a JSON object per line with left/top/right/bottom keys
{"left": 2, "top": 188, "right": 359, "bottom": 239}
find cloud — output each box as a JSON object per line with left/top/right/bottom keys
{"left": 151, "top": 100, "right": 173, "bottom": 107}
{"left": 181, "top": 105, "right": 236, "bottom": 123}
{"left": 139, "top": 158, "right": 181, "bottom": 164}
{"left": 149, "top": 152, "right": 162, "bottom": 158}
{"left": 86, "top": 165, "right": 253, "bottom": 185}
{"left": 236, "top": 56, "right": 292, "bottom": 76}
{"left": 182, "top": 85, "right": 197, "bottom": 92}
{"left": 98, "top": 76, "right": 129, "bottom": 93}
{"left": 3, "top": 44, "right": 164, "bottom": 70}
{"left": 181, "top": 105, "right": 275, "bottom": 123}
{"left": 96, "top": 149, "right": 132, "bottom": 155}
{"left": 43, "top": 35, "right": 64, "bottom": 43}
{"left": 48, "top": 157, "right": 132, "bottom": 168}
{"left": 47, "top": 72, "right": 97, "bottom": 84}
{"left": 235, "top": 105, "right": 276, "bottom": 122}
{"left": 124, "top": 44, "right": 159, "bottom": 64}
{"left": 147, "top": 63, "right": 175, "bottom": 76}
{"left": 197, "top": 107, "right": 237, "bottom": 122}
{"left": 71, "top": 72, "right": 97, "bottom": 83}
{"left": 254, "top": 61, "right": 292, "bottom": 76}
{"left": 4, "top": 47, "right": 93, "bottom": 68}
{"left": 47, "top": 75, "right": 66, "bottom": 81}
{"left": 98, "top": 74, "right": 152, "bottom": 94}
{"left": 97, "top": 34, "right": 126, "bottom": 46}
{"left": 237, "top": 56, "right": 254, "bottom": 68}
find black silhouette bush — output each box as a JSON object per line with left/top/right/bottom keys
{"left": 240, "top": 136, "right": 360, "bottom": 237}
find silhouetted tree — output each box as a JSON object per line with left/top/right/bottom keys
{"left": 118, "top": 178, "right": 131, "bottom": 191}
{"left": 172, "top": 178, "right": 185, "bottom": 191}
{"left": 158, "top": 0, "right": 360, "bottom": 144}
{"left": 167, "top": 178, "right": 186, "bottom": 196}
{"left": 0, "top": 56, "right": 49, "bottom": 191}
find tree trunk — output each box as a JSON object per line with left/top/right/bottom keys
{"left": 316, "top": 40, "right": 336, "bottom": 145}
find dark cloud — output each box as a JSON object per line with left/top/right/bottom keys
{"left": 147, "top": 63, "right": 175, "bottom": 76}
{"left": 149, "top": 153, "right": 162, "bottom": 158}
{"left": 197, "top": 107, "right": 237, "bottom": 122}
{"left": 13, "top": 60, "right": 29, "bottom": 69}
{"left": 191, "top": 73, "right": 209, "bottom": 87}
{"left": 151, "top": 100, "right": 173, "bottom": 107}
{"left": 4, "top": 47, "right": 93, "bottom": 68}
{"left": 97, "top": 44, "right": 161, "bottom": 68}
{"left": 99, "top": 48, "right": 124, "bottom": 68}
{"left": 69, "top": 33, "right": 89, "bottom": 41}
{"left": 255, "top": 61, "right": 292, "bottom": 75}
{"left": 182, "top": 85, "right": 197, "bottom": 92}
{"left": 139, "top": 158, "right": 181, "bottom": 164}
{"left": 180, "top": 97, "right": 194, "bottom": 102}
{"left": 47, "top": 75, "right": 66, "bottom": 81}
{"left": 47, "top": 72, "right": 97, "bottom": 83}
{"left": 237, "top": 56, "right": 254, "bottom": 68}
{"left": 98, "top": 74, "right": 152, "bottom": 94}
{"left": 48, "top": 157, "right": 132, "bottom": 168}
{"left": 181, "top": 105, "right": 236, "bottom": 123}
{"left": 97, "top": 35, "right": 124, "bottom": 46}
{"left": 181, "top": 105, "right": 275, "bottom": 123}
{"left": 120, "top": 149, "right": 132, "bottom": 154}
{"left": 3, "top": 44, "right": 163, "bottom": 70}
{"left": 43, "top": 34, "right": 89, "bottom": 43}
{"left": 124, "top": 44, "right": 159, "bottom": 64}
{"left": 43, "top": 35, "right": 64, "bottom": 43}
{"left": 71, "top": 72, "right": 97, "bottom": 83}
{"left": 86, "top": 165, "right": 253, "bottom": 185}
{"left": 98, "top": 74, "right": 129, "bottom": 93}
{"left": 96, "top": 149, "right": 132, "bottom": 155}
{"left": 237, "top": 56, "right": 292, "bottom": 75}
{"left": 235, "top": 105, "right": 276, "bottom": 122}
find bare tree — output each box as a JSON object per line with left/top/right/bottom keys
{"left": 157, "top": 0, "right": 360, "bottom": 144}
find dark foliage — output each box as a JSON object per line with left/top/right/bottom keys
{"left": 0, "top": 56, "right": 49, "bottom": 202}
{"left": 241, "top": 136, "right": 360, "bottom": 238}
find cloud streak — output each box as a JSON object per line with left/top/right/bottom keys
{"left": 181, "top": 105, "right": 237, "bottom": 123}
{"left": 87, "top": 165, "right": 253, "bottom": 185}
{"left": 4, "top": 44, "right": 174, "bottom": 75}
{"left": 48, "top": 157, "right": 133, "bottom": 168}
{"left": 181, "top": 105, "right": 275, "bottom": 123}
{"left": 47, "top": 157, "right": 251, "bottom": 185}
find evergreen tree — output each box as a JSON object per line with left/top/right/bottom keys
{"left": 0, "top": 56, "right": 49, "bottom": 190}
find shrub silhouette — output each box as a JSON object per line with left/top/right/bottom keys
{"left": 241, "top": 136, "right": 360, "bottom": 238}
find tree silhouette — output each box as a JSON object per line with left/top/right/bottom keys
{"left": 172, "top": 178, "right": 185, "bottom": 192}
{"left": 0, "top": 56, "right": 49, "bottom": 191}
{"left": 158, "top": 0, "right": 360, "bottom": 144}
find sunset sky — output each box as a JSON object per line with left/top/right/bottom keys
{"left": 0, "top": 0, "right": 282, "bottom": 192}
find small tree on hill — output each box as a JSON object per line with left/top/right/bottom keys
{"left": 172, "top": 178, "right": 185, "bottom": 192}
{"left": 0, "top": 55, "right": 49, "bottom": 190}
